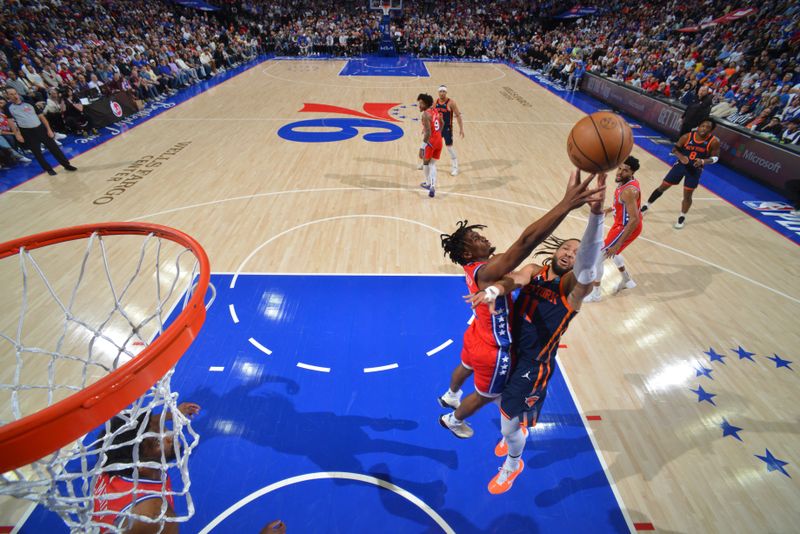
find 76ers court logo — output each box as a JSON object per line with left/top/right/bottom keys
{"left": 110, "top": 101, "right": 123, "bottom": 118}
{"left": 278, "top": 103, "right": 404, "bottom": 143}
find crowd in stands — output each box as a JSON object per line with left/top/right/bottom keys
{"left": 2, "top": 0, "right": 798, "bottom": 170}
{"left": 522, "top": 0, "right": 799, "bottom": 144}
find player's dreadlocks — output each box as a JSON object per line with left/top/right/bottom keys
{"left": 533, "top": 236, "right": 580, "bottom": 266}
{"left": 441, "top": 220, "right": 487, "bottom": 266}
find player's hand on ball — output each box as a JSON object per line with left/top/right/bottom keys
{"left": 585, "top": 172, "right": 607, "bottom": 214}
{"left": 562, "top": 168, "right": 604, "bottom": 210}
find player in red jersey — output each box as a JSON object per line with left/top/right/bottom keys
{"left": 417, "top": 93, "right": 444, "bottom": 198}
{"left": 585, "top": 155, "right": 642, "bottom": 302}
{"left": 640, "top": 118, "right": 720, "bottom": 229}
{"left": 92, "top": 402, "right": 200, "bottom": 532}
{"left": 437, "top": 169, "right": 605, "bottom": 439}
{"left": 466, "top": 174, "right": 608, "bottom": 494}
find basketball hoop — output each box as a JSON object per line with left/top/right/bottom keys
{"left": 0, "top": 222, "right": 211, "bottom": 532}
{"left": 380, "top": 0, "right": 392, "bottom": 17}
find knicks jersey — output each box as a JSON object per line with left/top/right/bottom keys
{"left": 512, "top": 265, "right": 576, "bottom": 363}
{"left": 434, "top": 98, "right": 452, "bottom": 128}
{"left": 679, "top": 131, "right": 715, "bottom": 163}
{"left": 463, "top": 261, "right": 512, "bottom": 349}
{"left": 612, "top": 178, "right": 641, "bottom": 228}
{"left": 426, "top": 107, "right": 443, "bottom": 144}
{"left": 93, "top": 473, "right": 174, "bottom": 530}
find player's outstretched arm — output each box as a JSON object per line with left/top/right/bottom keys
{"left": 564, "top": 174, "right": 607, "bottom": 311}
{"left": 465, "top": 264, "right": 538, "bottom": 314}
{"left": 477, "top": 169, "right": 603, "bottom": 286}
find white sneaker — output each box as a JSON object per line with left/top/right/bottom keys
{"left": 583, "top": 289, "right": 601, "bottom": 303}
{"left": 674, "top": 217, "right": 686, "bottom": 229}
{"left": 17, "top": 155, "right": 32, "bottom": 163}
{"left": 451, "top": 168, "right": 458, "bottom": 176}
{"left": 54, "top": 132, "right": 67, "bottom": 140}
{"left": 439, "top": 413, "right": 473, "bottom": 439}
{"left": 615, "top": 278, "right": 637, "bottom": 293}
{"left": 417, "top": 163, "right": 424, "bottom": 170}
{"left": 438, "top": 389, "right": 462, "bottom": 410}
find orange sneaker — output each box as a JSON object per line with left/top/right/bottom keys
{"left": 494, "top": 426, "right": 529, "bottom": 457}
{"left": 488, "top": 459, "right": 525, "bottom": 495}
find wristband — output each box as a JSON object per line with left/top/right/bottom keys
{"left": 483, "top": 285, "right": 500, "bottom": 303}
{"left": 420, "top": 142, "right": 427, "bottom": 149}
{"left": 708, "top": 156, "right": 718, "bottom": 164}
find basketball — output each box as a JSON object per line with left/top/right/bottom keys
{"left": 567, "top": 112, "right": 633, "bottom": 173}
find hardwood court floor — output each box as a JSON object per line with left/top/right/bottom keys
{"left": 1, "top": 60, "right": 798, "bottom": 532}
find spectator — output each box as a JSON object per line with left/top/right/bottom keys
{"left": 781, "top": 119, "right": 800, "bottom": 144}
{"left": 680, "top": 85, "right": 714, "bottom": 136}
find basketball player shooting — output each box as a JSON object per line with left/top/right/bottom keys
{"left": 640, "top": 118, "right": 720, "bottom": 229}
{"left": 438, "top": 169, "right": 604, "bottom": 440}
{"left": 467, "top": 172, "right": 608, "bottom": 494}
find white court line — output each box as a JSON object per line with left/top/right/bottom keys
{"left": 260, "top": 60, "right": 507, "bottom": 89}
{"left": 297, "top": 362, "right": 331, "bottom": 373}
{"left": 229, "top": 214, "right": 446, "bottom": 289}
{"left": 5, "top": 190, "right": 49, "bottom": 194}
{"left": 198, "top": 471, "right": 454, "bottom": 534}
{"left": 228, "top": 303, "right": 239, "bottom": 323}
{"left": 364, "top": 363, "right": 399, "bottom": 373}
{"left": 209, "top": 366, "right": 225, "bottom": 372}
{"left": 691, "top": 197, "right": 725, "bottom": 201}
{"left": 248, "top": 337, "right": 272, "bottom": 355}
{"left": 557, "top": 355, "right": 636, "bottom": 532}
{"left": 128, "top": 187, "right": 800, "bottom": 304}
{"left": 11, "top": 503, "right": 36, "bottom": 534}
{"left": 426, "top": 339, "right": 454, "bottom": 356}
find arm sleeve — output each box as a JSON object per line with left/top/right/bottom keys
{"left": 573, "top": 212, "right": 605, "bottom": 285}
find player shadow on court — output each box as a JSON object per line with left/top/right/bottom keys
{"left": 368, "top": 462, "right": 542, "bottom": 534}
{"left": 518, "top": 377, "right": 799, "bottom": 509}
{"left": 186, "top": 375, "right": 459, "bottom": 474}
{"left": 624, "top": 261, "right": 721, "bottom": 301}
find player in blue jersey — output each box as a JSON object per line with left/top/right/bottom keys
{"left": 640, "top": 118, "right": 720, "bottom": 229}
{"left": 434, "top": 85, "right": 464, "bottom": 176}
{"left": 469, "top": 173, "right": 608, "bottom": 494}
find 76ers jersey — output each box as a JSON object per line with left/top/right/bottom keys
{"left": 426, "top": 107, "right": 443, "bottom": 145}
{"left": 512, "top": 265, "right": 576, "bottom": 363}
{"left": 463, "top": 261, "right": 512, "bottom": 349}
{"left": 612, "top": 179, "right": 641, "bottom": 228}
{"left": 93, "top": 473, "right": 174, "bottom": 530}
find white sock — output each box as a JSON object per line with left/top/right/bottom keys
{"left": 501, "top": 416, "right": 526, "bottom": 457}
{"left": 423, "top": 164, "right": 430, "bottom": 184}
{"left": 447, "top": 388, "right": 458, "bottom": 396}
{"left": 504, "top": 454, "right": 521, "bottom": 472}
{"left": 679, "top": 212, "right": 686, "bottom": 218}
{"left": 449, "top": 412, "right": 462, "bottom": 424}
{"left": 429, "top": 161, "right": 437, "bottom": 188}
{"left": 447, "top": 146, "right": 457, "bottom": 167}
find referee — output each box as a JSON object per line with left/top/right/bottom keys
{"left": 3, "top": 88, "right": 76, "bottom": 175}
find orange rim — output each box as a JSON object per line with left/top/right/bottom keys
{"left": 0, "top": 223, "right": 210, "bottom": 473}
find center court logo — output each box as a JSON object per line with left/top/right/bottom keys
{"left": 278, "top": 103, "right": 405, "bottom": 143}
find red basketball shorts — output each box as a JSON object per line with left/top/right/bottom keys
{"left": 603, "top": 223, "right": 642, "bottom": 254}
{"left": 460, "top": 334, "right": 512, "bottom": 398}
{"left": 424, "top": 139, "right": 443, "bottom": 160}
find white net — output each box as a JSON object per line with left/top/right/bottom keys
{"left": 0, "top": 229, "right": 209, "bottom": 533}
